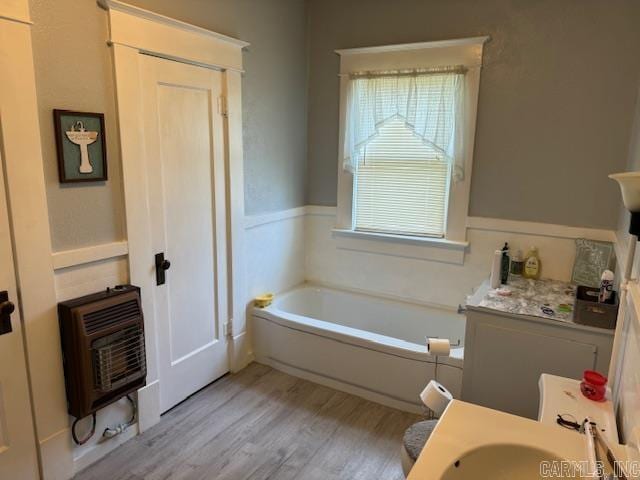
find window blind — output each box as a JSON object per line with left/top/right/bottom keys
{"left": 354, "top": 117, "right": 450, "bottom": 237}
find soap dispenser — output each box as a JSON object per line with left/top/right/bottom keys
{"left": 523, "top": 246, "right": 541, "bottom": 280}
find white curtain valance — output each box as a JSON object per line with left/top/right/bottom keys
{"left": 343, "top": 68, "right": 465, "bottom": 180}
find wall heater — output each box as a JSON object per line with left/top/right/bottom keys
{"left": 58, "top": 285, "right": 146, "bottom": 421}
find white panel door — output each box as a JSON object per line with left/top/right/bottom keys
{"left": 141, "top": 55, "right": 229, "bottom": 412}
{"left": 0, "top": 151, "right": 39, "bottom": 479}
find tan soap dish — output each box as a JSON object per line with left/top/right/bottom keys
{"left": 254, "top": 293, "right": 274, "bottom": 308}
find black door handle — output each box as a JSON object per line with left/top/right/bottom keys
{"left": 155, "top": 253, "right": 171, "bottom": 286}
{"left": 0, "top": 291, "right": 14, "bottom": 335}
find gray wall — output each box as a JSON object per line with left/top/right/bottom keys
{"left": 29, "top": 0, "right": 640, "bottom": 250}
{"left": 31, "top": 0, "right": 126, "bottom": 251}
{"left": 30, "top": 0, "right": 308, "bottom": 251}
{"left": 306, "top": 0, "right": 640, "bottom": 229}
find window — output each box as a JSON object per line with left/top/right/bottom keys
{"left": 346, "top": 70, "right": 462, "bottom": 237}
{"left": 335, "top": 38, "right": 487, "bottom": 248}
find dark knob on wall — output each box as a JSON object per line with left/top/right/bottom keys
{"left": 0, "top": 290, "right": 14, "bottom": 336}
{"left": 155, "top": 253, "right": 171, "bottom": 286}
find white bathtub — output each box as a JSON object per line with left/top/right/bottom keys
{"left": 251, "top": 284, "right": 465, "bottom": 413}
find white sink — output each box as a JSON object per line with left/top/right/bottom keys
{"left": 440, "top": 444, "right": 564, "bottom": 480}
{"left": 407, "top": 400, "right": 589, "bottom": 479}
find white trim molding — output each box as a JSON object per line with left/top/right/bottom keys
{"left": 245, "top": 205, "right": 618, "bottom": 243}
{"left": 224, "top": 69, "right": 251, "bottom": 373}
{"left": 99, "top": 0, "right": 249, "bottom": 73}
{"left": 0, "top": 5, "right": 74, "bottom": 479}
{"left": 335, "top": 36, "right": 490, "bottom": 56}
{"left": 0, "top": 13, "right": 32, "bottom": 25}
{"left": 136, "top": 380, "right": 161, "bottom": 434}
{"left": 52, "top": 241, "right": 129, "bottom": 270}
{"left": 306, "top": 205, "right": 337, "bottom": 217}
{"left": 0, "top": 0, "right": 31, "bottom": 25}
{"left": 467, "top": 216, "right": 617, "bottom": 243}
{"left": 244, "top": 206, "right": 307, "bottom": 229}
{"left": 98, "top": 0, "right": 249, "bottom": 48}
{"left": 243, "top": 205, "right": 334, "bottom": 229}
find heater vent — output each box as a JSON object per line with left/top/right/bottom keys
{"left": 58, "top": 285, "right": 146, "bottom": 418}
{"left": 83, "top": 299, "right": 141, "bottom": 335}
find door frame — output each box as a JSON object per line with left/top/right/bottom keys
{"left": 0, "top": 2, "right": 75, "bottom": 479}
{"left": 100, "top": 0, "right": 250, "bottom": 432}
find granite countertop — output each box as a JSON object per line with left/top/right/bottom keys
{"left": 469, "top": 276, "right": 577, "bottom": 323}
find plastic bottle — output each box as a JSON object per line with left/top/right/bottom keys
{"left": 490, "top": 250, "right": 502, "bottom": 289}
{"left": 523, "top": 246, "right": 541, "bottom": 280}
{"left": 598, "top": 270, "right": 614, "bottom": 303}
{"left": 500, "top": 243, "right": 510, "bottom": 284}
{"left": 510, "top": 249, "right": 524, "bottom": 276}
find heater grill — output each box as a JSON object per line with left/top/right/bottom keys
{"left": 59, "top": 285, "right": 146, "bottom": 418}
{"left": 93, "top": 325, "right": 146, "bottom": 392}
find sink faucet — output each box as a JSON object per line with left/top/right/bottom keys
{"left": 584, "top": 419, "right": 628, "bottom": 480}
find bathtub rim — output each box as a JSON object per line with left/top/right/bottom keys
{"left": 252, "top": 283, "right": 464, "bottom": 369}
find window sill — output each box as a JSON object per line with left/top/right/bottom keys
{"left": 331, "top": 228, "right": 468, "bottom": 265}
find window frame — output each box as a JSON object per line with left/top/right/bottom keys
{"left": 335, "top": 37, "right": 488, "bottom": 247}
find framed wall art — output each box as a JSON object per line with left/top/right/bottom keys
{"left": 53, "top": 109, "right": 107, "bottom": 183}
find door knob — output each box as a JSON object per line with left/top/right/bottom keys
{"left": 0, "top": 300, "right": 15, "bottom": 315}
{"left": 155, "top": 253, "right": 171, "bottom": 286}
{"left": 0, "top": 291, "right": 14, "bottom": 335}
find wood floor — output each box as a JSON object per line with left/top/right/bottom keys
{"left": 75, "top": 363, "right": 421, "bottom": 480}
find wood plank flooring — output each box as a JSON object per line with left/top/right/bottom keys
{"left": 75, "top": 363, "right": 421, "bottom": 480}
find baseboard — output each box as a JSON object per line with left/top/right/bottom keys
{"left": 137, "top": 380, "right": 161, "bottom": 433}
{"left": 39, "top": 427, "right": 74, "bottom": 480}
{"left": 73, "top": 425, "right": 138, "bottom": 475}
{"left": 256, "top": 357, "right": 423, "bottom": 415}
{"left": 231, "top": 330, "right": 254, "bottom": 372}
{"left": 234, "top": 352, "right": 255, "bottom": 373}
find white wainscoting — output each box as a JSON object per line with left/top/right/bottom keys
{"left": 306, "top": 206, "right": 617, "bottom": 309}
{"left": 54, "top": 255, "right": 129, "bottom": 300}
{"left": 242, "top": 207, "right": 307, "bottom": 367}
{"left": 48, "top": 206, "right": 621, "bottom": 471}
{"left": 53, "top": 254, "right": 138, "bottom": 474}
{"left": 244, "top": 208, "right": 306, "bottom": 301}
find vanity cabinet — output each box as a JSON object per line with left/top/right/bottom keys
{"left": 462, "top": 280, "right": 614, "bottom": 419}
